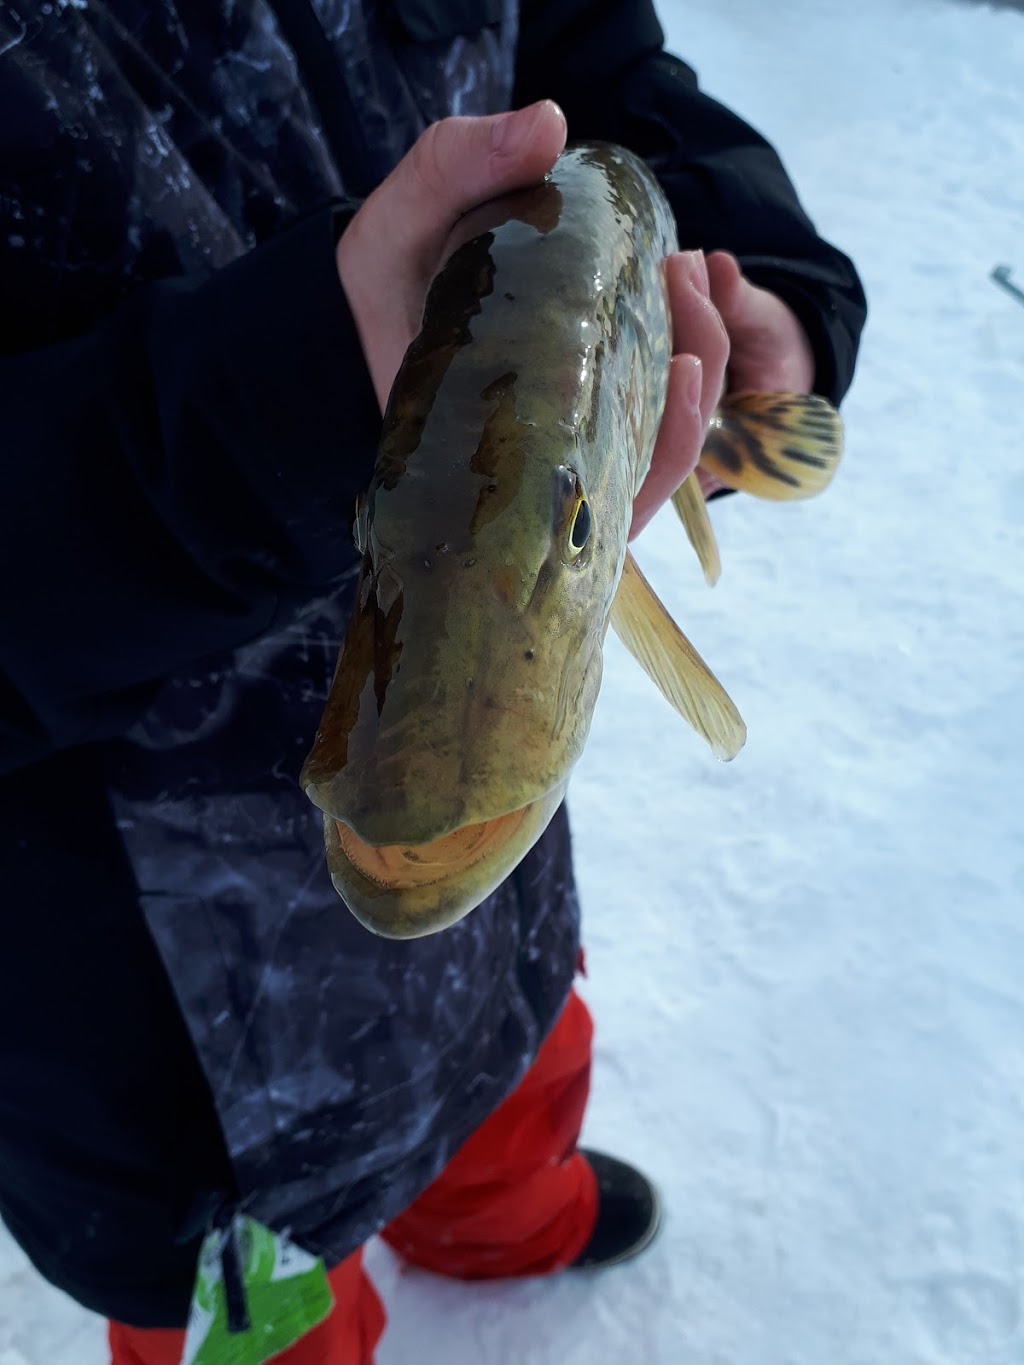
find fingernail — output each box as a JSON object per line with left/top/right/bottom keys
{"left": 493, "top": 101, "right": 561, "bottom": 156}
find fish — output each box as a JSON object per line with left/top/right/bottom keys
{"left": 301, "top": 143, "right": 843, "bottom": 940}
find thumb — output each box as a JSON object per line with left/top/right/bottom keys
{"left": 337, "top": 102, "right": 567, "bottom": 409}
{"left": 379, "top": 101, "right": 567, "bottom": 274}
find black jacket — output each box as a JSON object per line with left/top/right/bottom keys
{"left": 0, "top": 0, "right": 866, "bottom": 1330}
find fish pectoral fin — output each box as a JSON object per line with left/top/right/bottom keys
{"left": 671, "top": 471, "right": 721, "bottom": 586}
{"left": 700, "top": 392, "right": 844, "bottom": 501}
{"left": 610, "top": 551, "right": 746, "bottom": 761}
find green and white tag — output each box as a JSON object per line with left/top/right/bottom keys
{"left": 182, "top": 1216, "right": 333, "bottom": 1365}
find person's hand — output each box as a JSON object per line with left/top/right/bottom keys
{"left": 632, "top": 248, "right": 817, "bottom": 527}
{"left": 336, "top": 101, "right": 567, "bottom": 412}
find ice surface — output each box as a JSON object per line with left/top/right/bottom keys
{"left": 3, "top": 0, "right": 1023, "bottom": 1360}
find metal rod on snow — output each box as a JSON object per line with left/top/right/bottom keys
{"left": 991, "top": 265, "right": 1024, "bottom": 306}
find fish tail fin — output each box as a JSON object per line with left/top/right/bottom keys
{"left": 700, "top": 393, "right": 844, "bottom": 501}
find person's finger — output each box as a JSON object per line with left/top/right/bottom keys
{"left": 705, "top": 250, "right": 744, "bottom": 317}
{"left": 707, "top": 249, "right": 815, "bottom": 394}
{"left": 629, "top": 353, "right": 703, "bottom": 540}
{"left": 627, "top": 253, "right": 730, "bottom": 537}
{"left": 664, "top": 250, "right": 729, "bottom": 430}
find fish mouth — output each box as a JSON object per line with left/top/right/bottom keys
{"left": 335, "top": 807, "right": 530, "bottom": 889}
{"left": 321, "top": 785, "right": 566, "bottom": 940}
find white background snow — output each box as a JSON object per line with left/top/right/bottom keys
{"left": 2, "top": 0, "right": 1022, "bottom": 1360}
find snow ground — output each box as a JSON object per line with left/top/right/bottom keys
{"left": 3, "top": 0, "right": 1023, "bottom": 1361}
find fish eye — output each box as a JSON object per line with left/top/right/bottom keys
{"left": 568, "top": 497, "right": 592, "bottom": 556}
{"left": 555, "top": 467, "right": 593, "bottom": 564}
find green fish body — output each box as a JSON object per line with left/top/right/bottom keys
{"left": 302, "top": 144, "right": 842, "bottom": 938}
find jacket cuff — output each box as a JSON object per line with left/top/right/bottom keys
{"left": 201, "top": 205, "right": 381, "bottom": 585}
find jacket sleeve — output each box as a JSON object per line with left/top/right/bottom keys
{"left": 0, "top": 206, "right": 381, "bottom": 775}
{"left": 514, "top": 0, "right": 867, "bottom": 405}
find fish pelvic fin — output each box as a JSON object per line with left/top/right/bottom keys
{"left": 700, "top": 392, "right": 844, "bottom": 501}
{"left": 671, "top": 471, "right": 721, "bottom": 586}
{"left": 610, "top": 551, "right": 746, "bottom": 761}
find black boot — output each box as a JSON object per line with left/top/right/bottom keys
{"left": 570, "top": 1149, "right": 662, "bottom": 1269}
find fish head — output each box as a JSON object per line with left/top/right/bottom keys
{"left": 301, "top": 363, "right": 630, "bottom": 938}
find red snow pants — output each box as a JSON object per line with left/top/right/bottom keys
{"left": 108, "top": 989, "right": 597, "bottom": 1365}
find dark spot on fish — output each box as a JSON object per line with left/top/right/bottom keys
{"left": 504, "top": 291, "right": 516, "bottom": 302}
{"left": 702, "top": 428, "right": 743, "bottom": 474}
{"left": 582, "top": 340, "right": 604, "bottom": 442}
{"left": 375, "top": 235, "right": 497, "bottom": 489}
{"left": 710, "top": 416, "right": 800, "bottom": 488}
{"left": 435, "top": 542, "right": 450, "bottom": 554}
{"left": 524, "top": 649, "right": 535, "bottom": 661}
{"left": 469, "top": 384, "right": 528, "bottom": 534}
{"left": 782, "top": 444, "right": 831, "bottom": 469}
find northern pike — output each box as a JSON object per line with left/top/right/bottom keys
{"left": 302, "top": 144, "right": 842, "bottom": 938}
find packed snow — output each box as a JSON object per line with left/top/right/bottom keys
{"left": 2, "top": 0, "right": 1022, "bottom": 1360}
